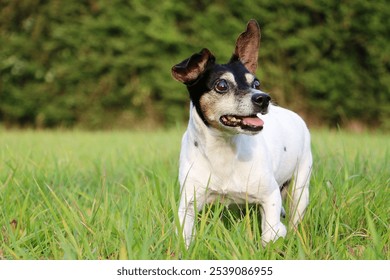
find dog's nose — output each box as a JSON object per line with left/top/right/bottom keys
{"left": 251, "top": 93, "right": 271, "bottom": 109}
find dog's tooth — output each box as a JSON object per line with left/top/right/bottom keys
{"left": 231, "top": 117, "right": 237, "bottom": 122}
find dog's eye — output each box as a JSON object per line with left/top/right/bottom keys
{"left": 252, "top": 79, "right": 261, "bottom": 90}
{"left": 214, "top": 79, "right": 229, "bottom": 93}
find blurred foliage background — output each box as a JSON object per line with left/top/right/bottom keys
{"left": 0, "top": 0, "right": 389, "bottom": 130}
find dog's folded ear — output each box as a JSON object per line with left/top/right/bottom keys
{"left": 172, "top": 48, "right": 215, "bottom": 84}
{"left": 230, "top": 19, "right": 260, "bottom": 74}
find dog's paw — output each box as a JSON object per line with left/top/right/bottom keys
{"left": 261, "top": 222, "right": 287, "bottom": 246}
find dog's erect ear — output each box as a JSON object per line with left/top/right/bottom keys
{"left": 230, "top": 19, "right": 260, "bottom": 73}
{"left": 172, "top": 48, "right": 215, "bottom": 84}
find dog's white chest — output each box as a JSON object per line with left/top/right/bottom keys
{"left": 179, "top": 131, "right": 274, "bottom": 204}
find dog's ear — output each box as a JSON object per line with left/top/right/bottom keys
{"left": 172, "top": 48, "right": 215, "bottom": 84}
{"left": 230, "top": 19, "right": 260, "bottom": 73}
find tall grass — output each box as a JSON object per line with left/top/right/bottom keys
{"left": 0, "top": 129, "right": 388, "bottom": 259}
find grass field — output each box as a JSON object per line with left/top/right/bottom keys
{"left": 0, "top": 128, "right": 388, "bottom": 260}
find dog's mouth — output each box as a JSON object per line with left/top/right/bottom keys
{"left": 220, "top": 114, "right": 264, "bottom": 131}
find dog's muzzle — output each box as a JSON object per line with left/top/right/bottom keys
{"left": 251, "top": 93, "right": 271, "bottom": 113}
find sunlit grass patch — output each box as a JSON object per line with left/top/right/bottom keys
{"left": 0, "top": 129, "right": 388, "bottom": 259}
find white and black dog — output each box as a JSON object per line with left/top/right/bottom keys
{"left": 171, "top": 19, "right": 312, "bottom": 247}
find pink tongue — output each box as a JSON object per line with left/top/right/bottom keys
{"left": 242, "top": 116, "right": 264, "bottom": 127}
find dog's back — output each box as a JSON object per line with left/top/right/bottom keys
{"left": 260, "top": 104, "right": 312, "bottom": 187}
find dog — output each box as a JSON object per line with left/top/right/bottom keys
{"left": 171, "top": 19, "right": 312, "bottom": 247}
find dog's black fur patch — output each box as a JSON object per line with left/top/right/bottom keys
{"left": 186, "top": 60, "right": 255, "bottom": 126}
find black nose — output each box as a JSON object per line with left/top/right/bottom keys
{"left": 251, "top": 93, "right": 271, "bottom": 109}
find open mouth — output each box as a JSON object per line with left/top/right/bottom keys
{"left": 220, "top": 114, "right": 264, "bottom": 131}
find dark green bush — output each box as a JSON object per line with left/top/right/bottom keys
{"left": 1, "top": 0, "right": 389, "bottom": 129}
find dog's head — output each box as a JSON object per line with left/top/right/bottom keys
{"left": 172, "top": 20, "right": 270, "bottom": 135}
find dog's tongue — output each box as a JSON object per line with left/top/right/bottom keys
{"left": 242, "top": 116, "right": 264, "bottom": 127}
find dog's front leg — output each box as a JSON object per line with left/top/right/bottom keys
{"left": 178, "top": 202, "right": 195, "bottom": 248}
{"left": 178, "top": 193, "right": 204, "bottom": 248}
{"left": 260, "top": 186, "right": 287, "bottom": 246}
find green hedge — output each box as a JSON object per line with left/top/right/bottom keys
{"left": 1, "top": 0, "right": 389, "bottom": 129}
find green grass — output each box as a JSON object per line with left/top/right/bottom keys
{"left": 0, "top": 128, "right": 389, "bottom": 260}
